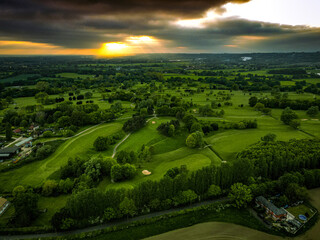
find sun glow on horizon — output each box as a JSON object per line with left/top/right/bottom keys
{"left": 98, "top": 42, "right": 131, "bottom": 57}
{"left": 98, "top": 35, "right": 163, "bottom": 57}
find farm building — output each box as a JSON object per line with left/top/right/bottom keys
{"left": 256, "top": 196, "right": 287, "bottom": 220}
{"left": 0, "top": 197, "right": 10, "bottom": 216}
{"left": 0, "top": 146, "right": 20, "bottom": 160}
{"left": 15, "top": 137, "right": 33, "bottom": 148}
{"left": 13, "top": 128, "right": 22, "bottom": 134}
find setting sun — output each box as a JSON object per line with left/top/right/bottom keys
{"left": 98, "top": 42, "right": 130, "bottom": 57}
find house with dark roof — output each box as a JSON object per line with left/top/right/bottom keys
{"left": 0, "top": 146, "right": 20, "bottom": 160}
{"left": 256, "top": 196, "right": 287, "bottom": 220}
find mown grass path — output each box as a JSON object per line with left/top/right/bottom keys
{"left": 111, "top": 114, "right": 158, "bottom": 158}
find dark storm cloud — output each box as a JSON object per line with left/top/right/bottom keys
{"left": 0, "top": 19, "right": 107, "bottom": 48}
{"left": 40, "top": 0, "right": 251, "bottom": 17}
{"left": 0, "top": 0, "right": 319, "bottom": 52}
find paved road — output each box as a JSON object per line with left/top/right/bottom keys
{"left": 0, "top": 198, "right": 228, "bottom": 240}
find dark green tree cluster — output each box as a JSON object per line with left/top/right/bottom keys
{"left": 281, "top": 107, "right": 299, "bottom": 126}
{"left": 198, "top": 104, "right": 224, "bottom": 117}
{"left": 111, "top": 163, "right": 136, "bottom": 182}
{"left": 237, "top": 139, "right": 320, "bottom": 179}
{"left": 186, "top": 131, "right": 204, "bottom": 148}
{"left": 59, "top": 157, "right": 117, "bottom": 193}
{"left": 157, "top": 120, "right": 180, "bottom": 137}
{"left": 122, "top": 116, "right": 146, "bottom": 132}
{"left": 116, "top": 150, "right": 137, "bottom": 164}
{"left": 255, "top": 97, "right": 320, "bottom": 111}
{"left": 94, "top": 132, "right": 125, "bottom": 151}
{"left": 12, "top": 186, "right": 39, "bottom": 227}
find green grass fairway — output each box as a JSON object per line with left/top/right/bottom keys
{"left": 281, "top": 81, "right": 296, "bottom": 86}
{"left": 98, "top": 117, "right": 221, "bottom": 191}
{"left": 205, "top": 116, "right": 312, "bottom": 161}
{"left": 99, "top": 147, "right": 215, "bottom": 190}
{"left": 55, "top": 73, "right": 95, "bottom": 79}
{"left": 117, "top": 117, "right": 185, "bottom": 154}
{"left": 0, "top": 123, "right": 122, "bottom": 192}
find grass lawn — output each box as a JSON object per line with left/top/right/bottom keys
{"left": 287, "top": 204, "right": 315, "bottom": 223}
{"left": 55, "top": 73, "right": 95, "bottom": 79}
{"left": 0, "top": 123, "right": 122, "bottom": 192}
{"left": 32, "top": 195, "right": 68, "bottom": 226}
{"left": 280, "top": 81, "right": 296, "bottom": 86}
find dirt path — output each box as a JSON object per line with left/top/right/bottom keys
{"left": 111, "top": 133, "right": 131, "bottom": 158}
{"left": 3, "top": 136, "right": 23, "bottom": 148}
{"left": 111, "top": 113, "right": 157, "bottom": 158}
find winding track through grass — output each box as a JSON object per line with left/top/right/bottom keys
{"left": 111, "top": 114, "right": 158, "bottom": 158}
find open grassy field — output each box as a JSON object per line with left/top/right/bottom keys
{"left": 0, "top": 122, "right": 123, "bottom": 192}
{"left": 55, "top": 73, "right": 95, "bottom": 79}
{"left": 145, "top": 188, "right": 320, "bottom": 240}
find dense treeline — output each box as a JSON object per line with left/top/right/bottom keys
{"left": 256, "top": 97, "right": 320, "bottom": 110}
{"left": 237, "top": 139, "right": 320, "bottom": 179}
{"left": 268, "top": 69, "right": 307, "bottom": 75}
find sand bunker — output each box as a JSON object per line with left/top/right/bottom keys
{"left": 142, "top": 170, "right": 152, "bottom": 175}
{"left": 312, "top": 119, "right": 319, "bottom": 121}
{"left": 301, "top": 119, "right": 308, "bottom": 121}
{"left": 152, "top": 121, "right": 156, "bottom": 124}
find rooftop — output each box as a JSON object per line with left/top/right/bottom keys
{"left": 0, "top": 146, "right": 20, "bottom": 154}
{"left": 15, "top": 137, "right": 33, "bottom": 147}
{"left": 256, "top": 196, "right": 287, "bottom": 216}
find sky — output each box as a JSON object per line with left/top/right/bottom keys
{"left": 0, "top": 0, "right": 319, "bottom": 56}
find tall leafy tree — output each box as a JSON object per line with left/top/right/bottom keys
{"left": 119, "top": 197, "right": 136, "bottom": 219}
{"left": 228, "top": 183, "right": 252, "bottom": 209}
{"left": 281, "top": 107, "right": 298, "bottom": 125}
{"left": 12, "top": 189, "right": 39, "bottom": 226}
{"left": 5, "top": 122, "right": 12, "bottom": 141}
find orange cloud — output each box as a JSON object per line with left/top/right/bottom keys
{"left": 224, "top": 44, "right": 239, "bottom": 47}
{"left": 0, "top": 41, "right": 97, "bottom": 55}
{"left": 240, "top": 35, "right": 269, "bottom": 40}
